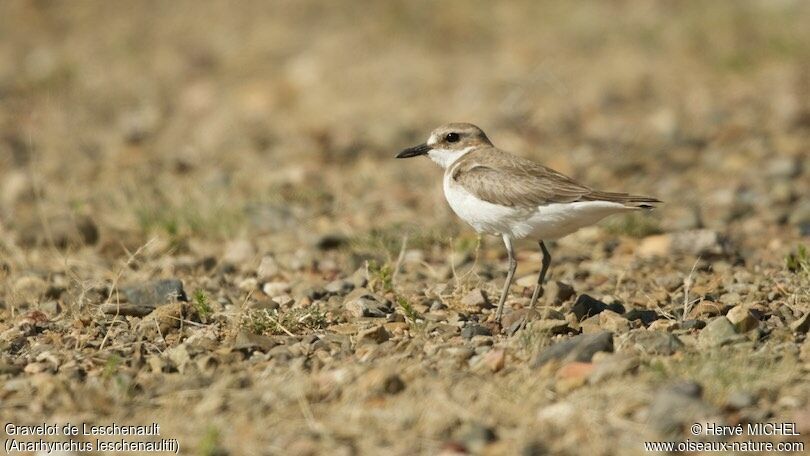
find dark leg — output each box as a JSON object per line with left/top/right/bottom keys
{"left": 528, "top": 241, "right": 551, "bottom": 310}
{"left": 495, "top": 234, "right": 516, "bottom": 324}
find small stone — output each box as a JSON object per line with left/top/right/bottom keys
{"left": 718, "top": 292, "right": 742, "bottom": 306}
{"left": 639, "top": 230, "right": 729, "bottom": 258}
{"left": 687, "top": 301, "right": 727, "bottom": 319}
{"left": 238, "top": 277, "right": 258, "bottom": 292}
{"left": 629, "top": 330, "right": 684, "bottom": 355}
{"left": 598, "top": 310, "right": 630, "bottom": 333}
{"left": 325, "top": 279, "right": 354, "bottom": 295}
{"left": 501, "top": 309, "right": 530, "bottom": 333}
{"left": 357, "top": 368, "right": 405, "bottom": 395}
{"left": 349, "top": 267, "right": 369, "bottom": 289}
{"left": 232, "top": 330, "right": 279, "bottom": 353}
{"left": 532, "top": 331, "right": 614, "bottom": 367}
{"left": 545, "top": 281, "right": 576, "bottom": 305}
{"left": 625, "top": 308, "right": 660, "bottom": 326}
{"left": 461, "top": 324, "right": 492, "bottom": 340}
{"left": 680, "top": 319, "right": 706, "bottom": 330}
{"left": 726, "top": 305, "right": 759, "bottom": 333}
{"left": 536, "top": 402, "right": 576, "bottom": 427}
{"left": 483, "top": 349, "right": 505, "bottom": 372}
{"left": 571, "top": 294, "right": 607, "bottom": 320}
{"left": 461, "top": 289, "right": 491, "bottom": 309}
{"left": 529, "top": 319, "right": 571, "bottom": 335}
{"left": 122, "top": 279, "right": 187, "bottom": 307}
{"left": 257, "top": 255, "right": 280, "bottom": 279}
{"left": 357, "top": 325, "right": 390, "bottom": 344}
{"left": 101, "top": 302, "right": 156, "bottom": 317}
{"left": 556, "top": 361, "right": 595, "bottom": 382}
{"left": 647, "top": 319, "right": 677, "bottom": 332}
{"left": 344, "top": 289, "right": 393, "bottom": 318}
{"left": 138, "top": 302, "right": 198, "bottom": 337}
{"left": 698, "top": 317, "right": 744, "bottom": 349}
{"left": 430, "top": 300, "right": 447, "bottom": 311}
{"left": 39, "top": 300, "right": 60, "bottom": 315}
{"left": 262, "top": 281, "right": 291, "bottom": 298}
{"left": 315, "top": 233, "right": 348, "bottom": 250}
{"left": 589, "top": 353, "right": 639, "bottom": 383}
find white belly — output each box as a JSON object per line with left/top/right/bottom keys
{"left": 443, "top": 173, "right": 634, "bottom": 239}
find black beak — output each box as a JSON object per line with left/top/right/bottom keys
{"left": 396, "top": 143, "right": 431, "bottom": 159}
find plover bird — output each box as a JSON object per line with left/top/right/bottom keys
{"left": 397, "top": 123, "right": 660, "bottom": 325}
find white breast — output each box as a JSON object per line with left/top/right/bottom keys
{"left": 443, "top": 172, "right": 534, "bottom": 237}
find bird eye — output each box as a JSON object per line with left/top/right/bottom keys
{"left": 445, "top": 132, "right": 460, "bottom": 143}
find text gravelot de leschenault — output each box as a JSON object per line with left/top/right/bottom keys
{"left": 5, "top": 422, "right": 160, "bottom": 436}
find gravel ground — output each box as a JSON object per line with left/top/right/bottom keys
{"left": 1, "top": 1, "right": 809, "bottom": 455}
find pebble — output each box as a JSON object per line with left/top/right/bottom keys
{"left": 629, "top": 330, "right": 684, "bottom": 355}
{"left": 638, "top": 229, "right": 729, "bottom": 258}
{"left": 460, "top": 288, "right": 492, "bottom": 309}
{"left": 647, "top": 319, "right": 677, "bottom": 332}
{"left": 687, "top": 301, "right": 727, "bottom": 319}
{"left": 238, "top": 277, "right": 258, "bottom": 292}
{"left": 548, "top": 281, "right": 576, "bottom": 305}
{"left": 137, "top": 302, "right": 198, "bottom": 337}
{"left": 598, "top": 310, "right": 630, "bottom": 333}
{"left": 725, "top": 305, "right": 759, "bottom": 332}
{"left": 232, "top": 330, "right": 279, "bottom": 353}
{"left": 256, "top": 255, "right": 280, "bottom": 279}
{"left": 461, "top": 324, "right": 492, "bottom": 340}
{"left": 529, "top": 319, "right": 571, "bottom": 335}
{"left": 555, "top": 361, "right": 595, "bottom": 390}
{"left": 482, "top": 349, "right": 505, "bottom": 373}
{"left": 625, "top": 308, "right": 660, "bottom": 326}
{"left": 325, "top": 279, "right": 354, "bottom": 295}
{"left": 589, "top": 353, "right": 639, "bottom": 383}
{"left": 344, "top": 289, "right": 393, "bottom": 318}
{"left": 357, "top": 368, "right": 406, "bottom": 395}
{"left": 698, "top": 317, "right": 744, "bottom": 349}
{"left": 315, "top": 233, "right": 348, "bottom": 250}
{"left": 680, "top": 319, "right": 706, "bottom": 330}
{"left": 356, "top": 325, "right": 390, "bottom": 344}
{"left": 532, "top": 331, "right": 614, "bottom": 367}
{"left": 536, "top": 401, "right": 576, "bottom": 427}
{"left": 571, "top": 294, "right": 608, "bottom": 320}
{"left": 122, "top": 279, "right": 187, "bottom": 307}
{"left": 262, "top": 281, "right": 292, "bottom": 298}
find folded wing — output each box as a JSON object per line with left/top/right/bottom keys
{"left": 452, "top": 151, "right": 661, "bottom": 209}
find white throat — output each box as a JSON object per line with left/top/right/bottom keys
{"left": 427, "top": 146, "right": 475, "bottom": 169}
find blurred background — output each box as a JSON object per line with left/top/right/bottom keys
{"left": 1, "top": 0, "right": 807, "bottom": 259}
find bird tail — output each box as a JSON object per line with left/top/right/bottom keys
{"left": 585, "top": 191, "right": 662, "bottom": 210}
